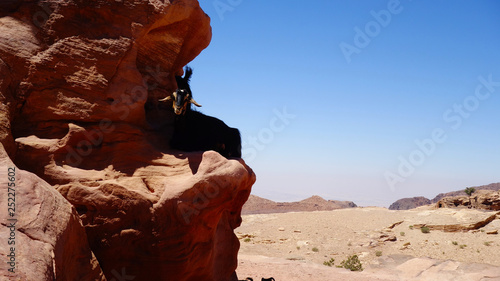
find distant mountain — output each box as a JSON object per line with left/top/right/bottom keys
{"left": 388, "top": 182, "right": 500, "bottom": 210}
{"left": 242, "top": 195, "right": 357, "bottom": 215}
{"left": 389, "top": 196, "right": 431, "bottom": 210}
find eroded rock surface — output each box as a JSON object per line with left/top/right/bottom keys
{"left": 436, "top": 190, "right": 500, "bottom": 211}
{"left": 413, "top": 211, "right": 500, "bottom": 232}
{"left": 1, "top": 1, "right": 254, "bottom": 281}
{"left": 0, "top": 144, "right": 105, "bottom": 281}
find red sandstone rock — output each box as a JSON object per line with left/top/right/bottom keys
{"left": 13, "top": 125, "right": 255, "bottom": 280}
{"left": 0, "top": 144, "right": 105, "bottom": 281}
{"left": 1, "top": 0, "right": 212, "bottom": 149}
{"left": 1, "top": 1, "right": 255, "bottom": 281}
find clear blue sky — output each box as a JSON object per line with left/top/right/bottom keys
{"left": 190, "top": 0, "right": 500, "bottom": 206}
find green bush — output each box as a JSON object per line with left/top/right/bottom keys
{"left": 323, "top": 258, "right": 335, "bottom": 267}
{"left": 420, "top": 226, "right": 430, "bottom": 233}
{"left": 452, "top": 241, "right": 458, "bottom": 245}
{"left": 243, "top": 238, "right": 251, "bottom": 242}
{"left": 465, "top": 187, "right": 476, "bottom": 196}
{"left": 312, "top": 247, "right": 319, "bottom": 252}
{"left": 400, "top": 231, "right": 405, "bottom": 236}
{"left": 340, "top": 255, "right": 363, "bottom": 271}
{"left": 375, "top": 251, "right": 382, "bottom": 257}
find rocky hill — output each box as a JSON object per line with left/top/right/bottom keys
{"left": 0, "top": 1, "right": 255, "bottom": 281}
{"left": 436, "top": 189, "right": 500, "bottom": 210}
{"left": 431, "top": 182, "right": 500, "bottom": 203}
{"left": 242, "top": 195, "right": 357, "bottom": 215}
{"left": 388, "top": 196, "right": 431, "bottom": 210}
{"left": 388, "top": 183, "right": 500, "bottom": 210}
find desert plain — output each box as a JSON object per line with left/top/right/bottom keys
{"left": 235, "top": 206, "right": 500, "bottom": 281}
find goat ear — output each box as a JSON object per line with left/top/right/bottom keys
{"left": 190, "top": 98, "right": 202, "bottom": 107}
{"left": 184, "top": 66, "right": 193, "bottom": 83}
{"left": 159, "top": 96, "right": 171, "bottom": 102}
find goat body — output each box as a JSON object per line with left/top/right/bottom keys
{"left": 171, "top": 110, "right": 241, "bottom": 158}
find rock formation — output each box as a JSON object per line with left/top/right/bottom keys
{"left": 1, "top": 1, "right": 255, "bottom": 281}
{"left": 388, "top": 183, "right": 500, "bottom": 210}
{"left": 435, "top": 190, "right": 500, "bottom": 211}
{"left": 242, "top": 195, "right": 357, "bottom": 215}
{"left": 431, "top": 183, "right": 500, "bottom": 203}
{"left": 388, "top": 196, "right": 431, "bottom": 210}
{"left": 413, "top": 211, "right": 500, "bottom": 232}
{"left": 0, "top": 146, "right": 106, "bottom": 281}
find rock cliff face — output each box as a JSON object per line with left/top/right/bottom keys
{"left": 1, "top": 1, "right": 255, "bottom": 281}
{"left": 388, "top": 183, "right": 500, "bottom": 210}
{"left": 436, "top": 190, "right": 500, "bottom": 211}
{"left": 431, "top": 183, "right": 500, "bottom": 203}
{"left": 0, "top": 148, "right": 106, "bottom": 281}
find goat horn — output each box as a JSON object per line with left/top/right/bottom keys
{"left": 190, "top": 98, "right": 202, "bottom": 107}
{"left": 159, "top": 91, "right": 176, "bottom": 102}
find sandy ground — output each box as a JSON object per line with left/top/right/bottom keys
{"left": 235, "top": 207, "right": 500, "bottom": 281}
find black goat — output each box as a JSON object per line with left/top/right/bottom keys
{"left": 159, "top": 66, "right": 241, "bottom": 158}
{"left": 159, "top": 66, "right": 201, "bottom": 115}
{"left": 170, "top": 110, "right": 241, "bottom": 158}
